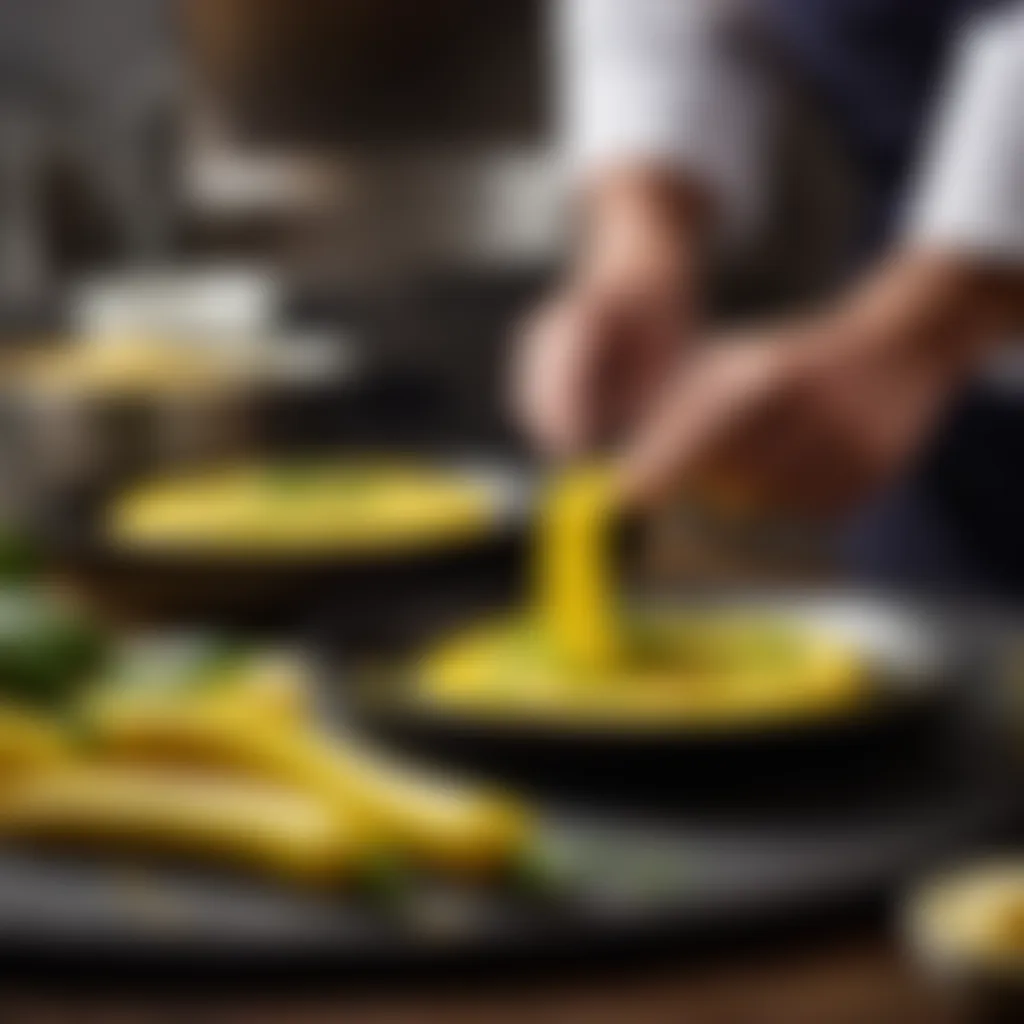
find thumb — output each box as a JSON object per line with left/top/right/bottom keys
{"left": 618, "top": 353, "right": 742, "bottom": 507}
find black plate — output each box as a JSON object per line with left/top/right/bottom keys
{"left": 0, "top": 603, "right": 1016, "bottom": 975}
{"left": 0, "top": 702, "right": 1018, "bottom": 976}
{"left": 38, "top": 459, "right": 534, "bottom": 631}
{"left": 342, "top": 593, "right": 969, "bottom": 800}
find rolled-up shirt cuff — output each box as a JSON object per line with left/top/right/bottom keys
{"left": 558, "top": 0, "right": 768, "bottom": 252}
{"left": 568, "top": 85, "right": 765, "bottom": 252}
{"left": 905, "top": 7, "right": 1024, "bottom": 264}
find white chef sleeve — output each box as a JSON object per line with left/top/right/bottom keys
{"left": 906, "top": 5, "right": 1024, "bottom": 263}
{"left": 556, "top": 0, "right": 770, "bottom": 250}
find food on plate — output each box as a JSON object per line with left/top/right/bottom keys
{"left": 415, "top": 612, "right": 865, "bottom": 726}
{"left": 0, "top": 588, "right": 537, "bottom": 888}
{"left": 91, "top": 702, "right": 533, "bottom": 876}
{"left": 409, "top": 467, "right": 868, "bottom": 727}
{"left": 108, "top": 461, "right": 499, "bottom": 556}
{"left": 84, "top": 639, "right": 311, "bottom": 728}
{"left": 0, "top": 704, "right": 70, "bottom": 772}
{"left": 910, "top": 865, "right": 1024, "bottom": 972}
{"left": 7, "top": 336, "right": 253, "bottom": 398}
{"left": 0, "top": 766, "right": 368, "bottom": 886}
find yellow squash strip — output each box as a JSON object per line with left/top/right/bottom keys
{"left": 12, "top": 336, "right": 245, "bottom": 399}
{"left": 91, "top": 706, "right": 532, "bottom": 876}
{"left": 205, "top": 653, "right": 311, "bottom": 724}
{"left": 0, "top": 705, "right": 69, "bottom": 773}
{"left": 85, "top": 653, "right": 311, "bottom": 731}
{"left": 0, "top": 766, "right": 365, "bottom": 886}
{"left": 537, "top": 466, "right": 622, "bottom": 672}
{"left": 109, "top": 462, "right": 497, "bottom": 557}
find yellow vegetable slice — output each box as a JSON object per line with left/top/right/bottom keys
{"left": 84, "top": 650, "right": 311, "bottom": 731}
{"left": 11, "top": 336, "right": 238, "bottom": 399}
{"left": 0, "top": 704, "right": 69, "bottom": 773}
{"left": 92, "top": 707, "right": 533, "bottom": 876}
{"left": 536, "top": 466, "right": 622, "bottom": 672}
{"left": 205, "top": 652, "right": 311, "bottom": 723}
{"left": 109, "top": 462, "right": 497, "bottom": 557}
{"left": 910, "top": 865, "right": 1024, "bottom": 973}
{"left": 0, "top": 765, "right": 365, "bottom": 886}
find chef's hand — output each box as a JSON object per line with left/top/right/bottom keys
{"left": 621, "top": 255, "right": 1013, "bottom": 518}
{"left": 512, "top": 169, "right": 707, "bottom": 456}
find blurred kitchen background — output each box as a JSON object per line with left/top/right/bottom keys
{"left": 0, "top": 0, "right": 570, "bottom": 455}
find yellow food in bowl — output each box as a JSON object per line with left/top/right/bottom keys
{"left": 910, "top": 865, "right": 1024, "bottom": 973}
{"left": 109, "top": 461, "right": 499, "bottom": 557}
{"left": 11, "top": 336, "right": 247, "bottom": 398}
{"left": 415, "top": 612, "right": 866, "bottom": 727}
{"left": 411, "top": 466, "right": 869, "bottom": 728}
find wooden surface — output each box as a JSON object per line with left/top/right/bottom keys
{"left": 0, "top": 934, "right": 961, "bottom": 1024}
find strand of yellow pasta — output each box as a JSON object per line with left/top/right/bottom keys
{"left": 536, "top": 466, "right": 623, "bottom": 673}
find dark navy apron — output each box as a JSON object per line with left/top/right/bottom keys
{"left": 768, "top": 0, "right": 1024, "bottom": 598}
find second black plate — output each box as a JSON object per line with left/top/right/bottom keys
{"left": 342, "top": 592, "right": 971, "bottom": 802}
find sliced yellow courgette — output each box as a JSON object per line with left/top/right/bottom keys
{"left": 0, "top": 765, "right": 367, "bottom": 885}
{"left": 0, "top": 704, "right": 69, "bottom": 773}
{"left": 92, "top": 706, "right": 532, "bottom": 876}
{"left": 83, "top": 651, "right": 311, "bottom": 737}
{"left": 206, "top": 652, "right": 311, "bottom": 723}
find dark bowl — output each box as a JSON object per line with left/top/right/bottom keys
{"left": 38, "top": 459, "right": 534, "bottom": 633}
{"left": 340, "top": 592, "right": 978, "bottom": 810}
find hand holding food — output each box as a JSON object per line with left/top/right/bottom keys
{"left": 620, "top": 259, "right": 987, "bottom": 518}
{"left": 512, "top": 168, "right": 704, "bottom": 455}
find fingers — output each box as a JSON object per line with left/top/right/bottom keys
{"left": 736, "top": 421, "right": 879, "bottom": 519}
{"left": 616, "top": 306, "right": 958, "bottom": 523}
{"left": 600, "top": 303, "right": 681, "bottom": 434}
{"left": 620, "top": 342, "right": 783, "bottom": 507}
{"left": 511, "top": 284, "right": 689, "bottom": 458}
{"left": 619, "top": 339, "right": 905, "bottom": 521}
{"left": 721, "top": 385, "right": 868, "bottom": 518}
{"left": 511, "top": 297, "right": 605, "bottom": 457}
